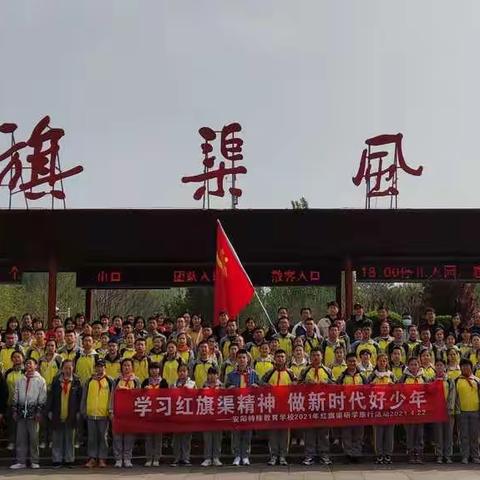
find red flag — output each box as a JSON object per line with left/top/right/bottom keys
{"left": 214, "top": 220, "right": 254, "bottom": 325}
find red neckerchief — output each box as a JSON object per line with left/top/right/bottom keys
{"left": 121, "top": 374, "right": 135, "bottom": 388}
{"left": 62, "top": 376, "right": 72, "bottom": 395}
{"left": 275, "top": 367, "right": 286, "bottom": 385}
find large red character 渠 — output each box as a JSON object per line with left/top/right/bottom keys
{"left": 182, "top": 123, "right": 247, "bottom": 208}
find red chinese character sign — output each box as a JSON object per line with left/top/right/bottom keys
{"left": 113, "top": 382, "right": 447, "bottom": 434}
{"left": 182, "top": 123, "right": 246, "bottom": 209}
{"left": 352, "top": 133, "right": 423, "bottom": 209}
{"left": 0, "top": 116, "right": 83, "bottom": 209}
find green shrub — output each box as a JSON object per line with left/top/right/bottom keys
{"left": 366, "top": 310, "right": 403, "bottom": 327}
{"left": 435, "top": 315, "right": 452, "bottom": 330}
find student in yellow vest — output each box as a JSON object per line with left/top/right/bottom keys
{"left": 374, "top": 321, "right": 393, "bottom": 353}
{"left": 358, "top": 349, "right": 374, "bottom": 377}
{"left": 446, "top": 347, "right": 461, "bottom": 380}
{"left": 206, "top": 335, "right": 223, "bottom": 364}
{"left": 468, "top": 334, "right": 480, "bottom": 366}
{"left": 246, "top": 328, "right": 266, "bottom": 361}
{"left": 225, "top": 349, "right": 259, "bottom": 466}
{"left": 160, "top": 341, "right": 183, "bottom": 386}
{"left": 75, "top": 335, "right": 99, "bottom": 385}
{"left": 39, "top": 339, "right": 62, "bottom": 390}
{"left": 120, "top": 332, "right": 136, "bottom": 359}
{"left": 337, "top": 353, "right": 365, "bottom": 462}
{"left": 386, "top": 326, "right": 409, "bottom": 365}
{"left": 262, "top": 349, "right": 296, "bottom": 466}
{"left": 131, "top": 338, "right": 150, "bottom": 383}
{"left": 272, "top": 318, "right": 295, "bottom": 360}
{"left": 91, "top": 321, "right": 104, "bottom": 351}
{"left": 141, "top": 362, "right": 168, "bottom": 467}
{"left": 433, "top": 359, "right": 456, "bottom": 464}
{"left": 399, "top": 357, "right": 427, "bottom": 464}
{"left": 220, "top": 342, "right": 239, "bottom": 382}
{"left": 300, "top": 348, "right": 333, "bottom": 466}
{"left": 301, "top": 318, "right": 322, "bottom": 355}
{"left": 201, "top": 366, "right": 223, "bottom": 467}
{"left": 191, "top": 341, "right": 218, "bottom": 387}
{"left": 353, "top": 323, "right": 380, "bottom": 365}
{"left": 457, "top": 328, "right": 472, "bottom": 358}
{"left": 81, "top": 359, "right": 113, "bottom": 468}
{"left": 432, "top": 327, "right": 448, "bottom": 363}
{"left": 321, "top": 324, "right": 347, "bottom": 368}
{"left": 253, "top": 342, "right": 274, "bottom": 380}
{"left": 176, "top": 332, "right": 194, "bottom": 365}
{"left": 48, "top": 359, "right": 82, "bottom": 467}
{"left": 413, "top": 328, "right": 434, "bottom": 359}
{"left": 4, "top": 350, "right": 24, "bottom": 451}
{"left": 148, "top": 335, "right": 165, "bottom": 364}
{"left": 331, "top": 346, "right": 347, "bottom": 380}
{"left": 0, "top": 332, "right": 21, "bottom": 374}
{"left": 111, "top": 358, "right": 141, "bottom": 468}
{"left": 455, "top": 359, "right": 480, "bottom": 464}
{"left": 170, "top": 364, "right": 196, "bottom": 467}
{"left": 389, "top": 346, "right": 405, "bottom": 381}
{"left": 27, "top": 328, "right": 46, "bottom": 362}
{"left": 367, "top": 353, "right": 395, "bottom": 465}
{"left": 38, "top": 339, "right": 63, "bottom": 449}
{"left": 18, "top": 327, "right": 34, "bottom": 355}
{"left": 445, "top": 332, "right": 457, "bottom": 350}
{"left": 187, "top": 314, "right": 203, "bottom": 351}
{"left": 219, "top": 320, "right": 239, "bottom": 359}
{"left": 406, "top": 325, "right": 421, "bottom": 359}
{"left": 58, "top": 331, "right": 79, "bottom": 363}
{"left": 104, "top": 340, "right": 121, "bottom": 380}
{"left": 96, "top": 332, "right": 110, "bottom": 358}
{"left": 289, "top": 340, "right": 308, "bottom": 447}
{"left": 419, "top": 348, "right": 436, "bottom": 381}
{"left": 290, "top": 343, "right": 309, "bottom": 379}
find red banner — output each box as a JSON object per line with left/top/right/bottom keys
{"left": 113, "top": 382, "right": 447, "bottom": 434}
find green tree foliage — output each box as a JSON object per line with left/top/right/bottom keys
{"left": 291, "top": 197, "right": 309, "bottom": 209}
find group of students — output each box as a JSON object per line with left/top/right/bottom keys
{"left": 0, "top": 304, "right": 480, "bottom": 469}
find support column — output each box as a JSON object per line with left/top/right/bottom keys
{"left": 344, "top": 257, "right": 353, "bottom": 320}
{"left": 85, "top": 289, "right": 94, "bottom": 322}
{"left": 335, "top": 283, "right": 342, "bottom": 309}
{"left": 48, "top": 256, "right": 57, "bottom": 329}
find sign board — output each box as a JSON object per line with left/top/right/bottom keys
{"left": 356, "top": 261, "right": 480, "bottom": 282}
{"left": 76, "top": 264, "right": 340, "bottom": 289}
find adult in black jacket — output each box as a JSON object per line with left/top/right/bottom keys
{"left": 47, "top": 359, "right": 82, "bottom": 467}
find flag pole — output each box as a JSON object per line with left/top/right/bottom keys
{"left": 254, "top": 290, "right": 277, "bottom": 334}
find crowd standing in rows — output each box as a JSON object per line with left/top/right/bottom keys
{"left": 0, "top": 302, "right": 479, "bottom": 469}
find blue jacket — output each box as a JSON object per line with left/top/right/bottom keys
{"left": 225, "top": 368, "right": 259, "bottom": 388}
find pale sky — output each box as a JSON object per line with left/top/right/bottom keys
{"left": 1, "top": 1, "right": 478, "bottom": 209}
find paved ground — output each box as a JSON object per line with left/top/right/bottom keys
{"left": 3, "top": 465, "right": 480, "bottom": 480}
